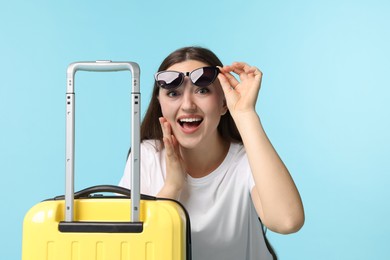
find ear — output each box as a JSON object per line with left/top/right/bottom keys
{"left": 221, "top": 99, "right": 228, "bottom": 116}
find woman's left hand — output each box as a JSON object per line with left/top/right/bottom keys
{"left": 218, "top": 62, "right": 263, "bottom": 118}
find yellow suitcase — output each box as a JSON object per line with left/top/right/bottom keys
{"left": 22, "top": 61, "right": 191, "bottom": 260}
{"left": 22, "top": 185, "right": 191, "bottom": 260}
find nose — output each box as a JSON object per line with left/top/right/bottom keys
{"left": 181, "top": 80, "right": 197, "bottom": 112}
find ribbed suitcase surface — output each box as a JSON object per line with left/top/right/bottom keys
{"left": 22, "top": 196, "right": 189, "bottom": 260}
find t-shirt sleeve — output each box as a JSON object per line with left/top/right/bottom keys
{"left": 119, "top": 141, "right": 165, "bottom": 196}
{"left": 118, "top": 145, "right": 152, "bottom": 195}
{"left": 235, "top": 145, "right": 256, "bottom": 192}
{"left": 237, "top": 151, "right": 255, "bottom": 192}
{"left": 248, "top": 170, "right": 255, "bottom": 191}
{"left": 118, "top": 154, "right": 132, "bottom": 189}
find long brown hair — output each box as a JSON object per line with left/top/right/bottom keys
{"left": 141, "top": 46, "right": 242, "bottom": 146}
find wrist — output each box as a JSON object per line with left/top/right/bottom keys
{"left": 231, "top": 109, "right": 260, "bottom": 126}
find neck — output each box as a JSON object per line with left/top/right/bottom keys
{"left": 180, "top": 135, "right": 230, "bottom": 178}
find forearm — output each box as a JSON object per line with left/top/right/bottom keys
{"left": 157, "top": 183, "right": 182, "bottom": 200}
{"left": 233, "top": 110, "right": 304, "bottom": 232}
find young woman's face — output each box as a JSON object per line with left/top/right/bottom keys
{"left": 158, "top": 60, "right": 227, "bottom": 149}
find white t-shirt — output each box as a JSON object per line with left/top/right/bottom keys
{"left": 119, "top": 140, "right": 273, "bottom": 260}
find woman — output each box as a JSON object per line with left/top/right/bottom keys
{"left": 119, "top": 46, "right": 304, "bottom": 259}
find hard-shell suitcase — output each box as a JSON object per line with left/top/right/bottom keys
{"left": 22, "top": 61, "right": 191, "bottom": 260}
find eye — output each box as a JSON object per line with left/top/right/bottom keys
{"left": 167, "top": 90, "right": 180, "bottom": 97}
{"left": 196, "top": 87, "right": 210, "bottom": 95}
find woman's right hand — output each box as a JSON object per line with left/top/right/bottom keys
{"left": 156, "top": 117, "right": 186, "bottom": 199}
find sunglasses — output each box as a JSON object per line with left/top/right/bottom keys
{"left": 154, "top": 66, "right": 220, "bottom": 90}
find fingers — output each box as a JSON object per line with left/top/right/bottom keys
{"left": 159, "top": 117, "right": 175, "bottom": 155}
{"left": 159, "top": 117, "right": 171, "bottom": 138}
{"left": 159, "top": 117, "right": 171, "bottom": 145}
{"left": 218, "top": 62, "right": 262, "bottom": 90}
{"left": 218, "top": 62, "right": 263, "bottom": 114}
{"left": 230, "top": 62, "right": 257, "bottom": 74}
{"left": 157, "top": 119, "right": 185, "bottom": 198}
{"left": 217, "top": 68, "right": 238, "bottom": 92}
{"left": 159, "top": 117, "right": 183, "bottom": 162}
{"left": 221, "top": 62, "right": 262, "bottom": 81}
{"left": 171, "top": 134, "right": 181, "bottom": 156}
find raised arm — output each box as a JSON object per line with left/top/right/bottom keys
{"left": 218, "top": 62, "right": 304, "bottom": 234}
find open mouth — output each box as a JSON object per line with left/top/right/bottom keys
{"left": 178, "top": 117, "right": 203, "bottom": 129}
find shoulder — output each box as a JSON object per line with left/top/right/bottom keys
{"left": 140, "top": 140, "right": 166, "bottom": 166}
{"left": 227, "top": 142, "right": 252, "bottom": 179}
{"left": 141, "top": 140, "right": 163, "bottom": 153}
{"left": 229, "top": 142, "right": 248, "bottom": 162}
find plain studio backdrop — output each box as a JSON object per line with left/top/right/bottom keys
{"left": 1, "top": 0, "right": 389, "bottom": 259}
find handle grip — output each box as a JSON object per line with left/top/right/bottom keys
{"left": 55, "top": 185, "right": 155, "bottom": 200}
{"left": 66, "top": 60, "right": 140, "bottom": 93}
{"left": 74, "top": 185, "right": 131, "bottom": 198}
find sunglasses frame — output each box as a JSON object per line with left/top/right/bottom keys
{"left": 154, "top": 66, "right": 220, "bottom": 90}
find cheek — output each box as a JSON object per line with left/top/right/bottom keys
{"left": 213, "top": 89, "right": 227, "bottom": 115}
{"left": 204, "top": 98, "right": 226, "bottom": 118}
{"left": 159, "top": 98, "right": 177, "bottom": 121}
{"left": 159, "top": 102, "right": 170, "bottom": 117}
{"left": 160, "top": 107, "right": 171, "bottom": 119}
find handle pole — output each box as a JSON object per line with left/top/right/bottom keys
{"left": 65, "top": 61, "right": 141, "bottom": 222}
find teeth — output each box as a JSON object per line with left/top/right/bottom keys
{"left": 179, "top": 118, "right": 202, "bottom": 123}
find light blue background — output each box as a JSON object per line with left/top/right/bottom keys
{"left": 1, "top": 0, "right": 389, "bottom": 259}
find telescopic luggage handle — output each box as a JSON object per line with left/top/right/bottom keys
{"left": 65, "top": 61, "right": 141, "bottom": 223}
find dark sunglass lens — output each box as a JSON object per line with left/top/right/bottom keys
{"left": 191, "top": 67, "right": 218, "bottom": 87}
{"left": 156, "top": 71, "right": 183, "bottom": 89}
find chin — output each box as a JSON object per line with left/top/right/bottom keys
{"left": 175, "top": 136, "right": 203, "bottom": 150}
